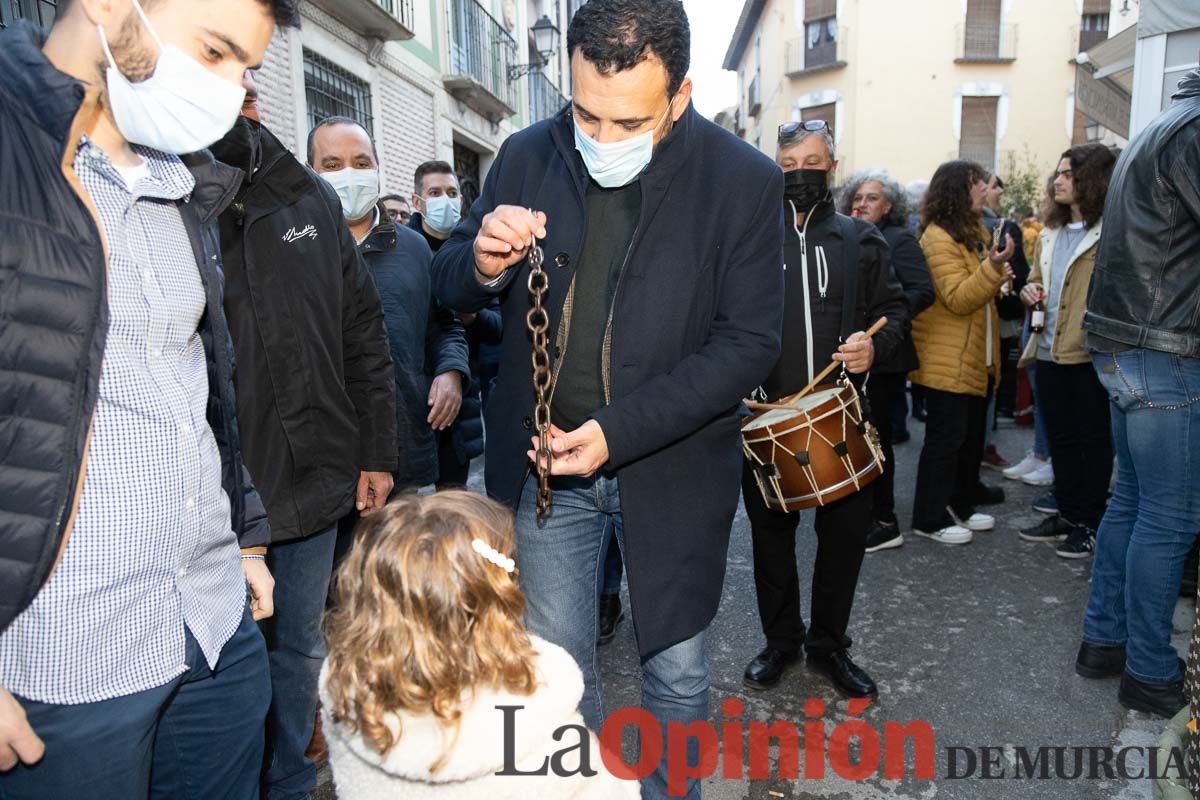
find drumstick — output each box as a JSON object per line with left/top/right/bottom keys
{"left": 744, "top": 317, "right": 890, "bottom": 412}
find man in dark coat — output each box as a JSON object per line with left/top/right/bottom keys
{"left": 407, "top": 160, "right": 495, "bottom": 487}
{"left": 308, "top": 119, "right": 468, "bottom": 493}
{"left": 740, "top": 122, "right": 906, "bottom": 700}
{"left": 432, "top": 2, "right": 782, "bottom": 797}
{"left": 211, "top": 90, "right": 398, "bottom": 799}
{"left": 0, "top": 3, "right": 292, "bottom": 795}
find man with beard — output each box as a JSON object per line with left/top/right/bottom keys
{"left": 433, "top": 1, "right": 783, "bottom": 797}
{"left": 740, "top": 121, "right": 905, "bottom": 699}
{"left": 0, "top": 0, "right": 296, "bottom": 796}
{"left": 210, "top": 87, "right": 398, "bottom": 799}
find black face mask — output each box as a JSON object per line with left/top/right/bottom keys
{"left": 783, "top": 168, "right": 829, "bottom": 214}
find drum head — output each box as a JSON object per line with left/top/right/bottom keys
{"left": 743, "top": 386, "right": 844, "bottom": 431}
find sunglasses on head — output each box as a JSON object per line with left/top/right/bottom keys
{"left": 779, "top": 119, "right": 830, "bottom": 137}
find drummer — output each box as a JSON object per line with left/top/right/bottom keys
{"left": 742, "top": 120, "right": 906, "bottom": 699}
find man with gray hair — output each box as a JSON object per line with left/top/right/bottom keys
{"left": 742, "top": 120, "right": 906, "bottom": 698}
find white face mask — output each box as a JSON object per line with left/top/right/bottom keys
{"left": 422, "top": 194, "right": 461, "bottom": 234}
{"left": 573, "top": 104, "right": 672, "bottom": 188}
{"left": 321, "top": 167, "right": 380, "bottom": 221}
{"left": 97, "top": 0, "right": 246, "bottom": 155}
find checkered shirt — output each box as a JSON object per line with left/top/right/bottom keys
{"left": 0, "top": 139, "right": 246, "bottom": 705}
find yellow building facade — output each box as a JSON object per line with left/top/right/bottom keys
{"left": 723, "top": 0, "right": 1128, "bottom": 185}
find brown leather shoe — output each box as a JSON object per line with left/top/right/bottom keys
{"left": 305, "top": 710, "right": 329, "bottom": 763}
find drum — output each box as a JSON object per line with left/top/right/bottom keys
{"left": 742, "top": 381, "right": 884, "bottom": 513}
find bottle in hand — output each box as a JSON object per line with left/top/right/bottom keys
{"left": 1030, "top": 297, "right": 1046, "bottom": 334}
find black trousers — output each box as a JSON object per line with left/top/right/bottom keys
{"left": 742, "top": 459, "right": 871, "bottom": 656}
{"left": 1035, "top": 360, "right": 1113, "bottom": 530}
{"left": 867, "top": 372, "right": 905, "bottom": 525}
{"left": 911, "top": 385, "right": 989, "bottom": 531}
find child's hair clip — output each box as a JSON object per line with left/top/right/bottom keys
{"left": 472, "top": 538, "right": 516, "bottom": 574}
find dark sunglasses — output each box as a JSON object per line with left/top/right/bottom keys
{"left": 778, "top": 119, "right": 830, "bottom": 137}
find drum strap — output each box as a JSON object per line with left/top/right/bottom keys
{"left": 837, "top": 214, "right": 860, "bottom": 344}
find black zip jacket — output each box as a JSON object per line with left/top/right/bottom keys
{"left": 765, "top": 200, "right": 907, "bottom": 399}
{"left": 1085, "top": 68, "right": 1200, "bottom": 355}
{"left": 360, "top": 208, "right": 468, "bottom": 489}
{"left": 211, "top": 118, "right": 397, "bottom": 542}
{"left": 0, "top": 24, "right": 269, "bottom": 631}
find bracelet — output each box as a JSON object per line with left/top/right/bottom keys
{"left": 240, "top": 553, "right": 266, "bottom": 561}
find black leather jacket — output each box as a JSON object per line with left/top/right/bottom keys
{"left": 1084, "top": 69, "right": 1200, "bottom": 356}
{"left": 0, "top": 24, "right": 269, "bottom": 631}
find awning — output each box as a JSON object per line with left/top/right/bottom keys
{"left": 1076, "top": 25, "right": 1135, "bottom": 138}
{"left": 1138, "top": 0, "right": 1200, "bottom": 39}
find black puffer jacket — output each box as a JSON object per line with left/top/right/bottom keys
{"left": 0, "top": 23, "right": 269, "bottom": 632}
{"left": 211, "top": 118, "right": 397, "bottom": 541}
{"left": 1085, "top": 68, "right": 1200, "bottom": 355}
{"left": 361, "top": 209, "right": 468, "bottom": 488}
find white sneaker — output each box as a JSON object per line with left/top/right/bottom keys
{"left": 913, "top": 525, "right": 974, "bottom": 545}
{"left": 1021, "top": 461, "right": 1055, "bottom": 487}
{"left": 1003, "top": 452, "right": 1046, "bottom": 481}
{"left": 947, "top": 507, "right": 995, "bottom": 531}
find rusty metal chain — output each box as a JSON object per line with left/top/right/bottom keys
{"left": 525, "top": 222, "right": 553, "bottom": 517}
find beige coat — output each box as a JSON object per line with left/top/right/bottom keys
{"left": 1018, "top": 221, "right": 1103, "bottom": 368}
{"left": 319, "top": 636, "right": 641, "bottom": 800}
{"left": 909, "top": 224, "right": 1007, "bottom": 397}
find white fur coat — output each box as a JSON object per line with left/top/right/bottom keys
{"left": 319, "top": 636, "right": 641, "bottom": 799}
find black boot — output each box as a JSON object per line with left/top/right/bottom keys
{"left": 597, "top": 594, "right": 624, "bottom": 646}
{"left": 806, "top": 650, "right": 879, "bottom": 698}
{"left": 743, "top": 646, "right": 801, "bottom": 690}
{"left": 1118, "top": 672, "right": 1186, "bottom": 719}
{"left": 1075, "top": 642, "right": 1125, "bottom": 679}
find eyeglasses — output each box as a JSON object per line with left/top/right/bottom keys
{"left": 778, "top": 119, "right": 830, "bottom": 137}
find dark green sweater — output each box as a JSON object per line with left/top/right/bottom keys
{"left": 552, "top": 179, "right": 640, "bottom": 430}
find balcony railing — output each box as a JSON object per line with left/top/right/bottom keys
{"left": 528, "top": 71, "right": 567, "bottom": 125}
{"left": 307, "top": 0, "right": 415, "bottom": 41}
{"left": 1079, "top": 26, "right": 1108, "bottom": 53}
{"left": 0, "top": 0, "right": 58, "bottom": 29}
{"left": 747, "top": 73, "right": 762, "bottom": 117}
{"left": 444, "top": 0, "right": 519, "bottom": 122}
{"left": 786, "top": 27, "right": 849, "bottom": 76}
{"left": 956, "top": 22, "right": 1018, "bottom": 62}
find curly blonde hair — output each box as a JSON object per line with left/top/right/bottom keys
{"left": 323, "top": 491, "right": 538, "bottom": 770}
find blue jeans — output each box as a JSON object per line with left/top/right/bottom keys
{"left": 0, "top": 607, "right": 269, "bottom": 800}
{"left": 1029, "top": 362, "right": 1051, "bottom": 459}
{"left": 516, "top": 473, "right": 709, "bottom": 800}
{"left": 1083, "top": 348, "right": 1200, "bottom": 684}
{"left": 262, "top": 525, "right": 338, "bottom": 800}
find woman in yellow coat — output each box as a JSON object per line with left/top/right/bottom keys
{"left": 909, "top": 160, "right": 1015, "bottom": 544}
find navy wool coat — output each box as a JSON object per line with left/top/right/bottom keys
{"left": 433, "top": 103, "right": 784, "bottom": 657}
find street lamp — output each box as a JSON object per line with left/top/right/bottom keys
{"left": 507, "top": 14, "right": 560, "bottom": 81}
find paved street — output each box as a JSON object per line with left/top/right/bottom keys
{"left": 316, "top": 414, "right": 1191, "bottom": 799}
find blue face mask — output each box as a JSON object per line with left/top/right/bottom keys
{"left": 573, "top": 103, "right": 673, "bottom": 188}
{"left": 422, "top": 194, "right": 461, "bottom": 234}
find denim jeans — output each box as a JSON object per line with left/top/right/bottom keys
{"left": 1083, "top": 348, "right": 1200, "bottom": 684}
{"left": 516, "top": 473, "right": 710, "bottom": 800}
{"left": 0, "top": 608, "right": 269, "bottom": 800}
{"left": 1029, "top": 362, "right": 1051, "bottom": 459}
{"left": 262, "top": 525, "right": 339, "bottom": 800}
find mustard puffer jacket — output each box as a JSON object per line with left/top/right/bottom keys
{"left": 909, "top": 224, "right": 1006, "bottom": 397}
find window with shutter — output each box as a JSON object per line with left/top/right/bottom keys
{"left": 959, "top": 96, "right": 998, "bottom": 171}
{"left": 964, "top": 0, "right": 1002, "bottom": 60}
{"left": 804, "top": 0, "right": 836, "bottom": 22}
